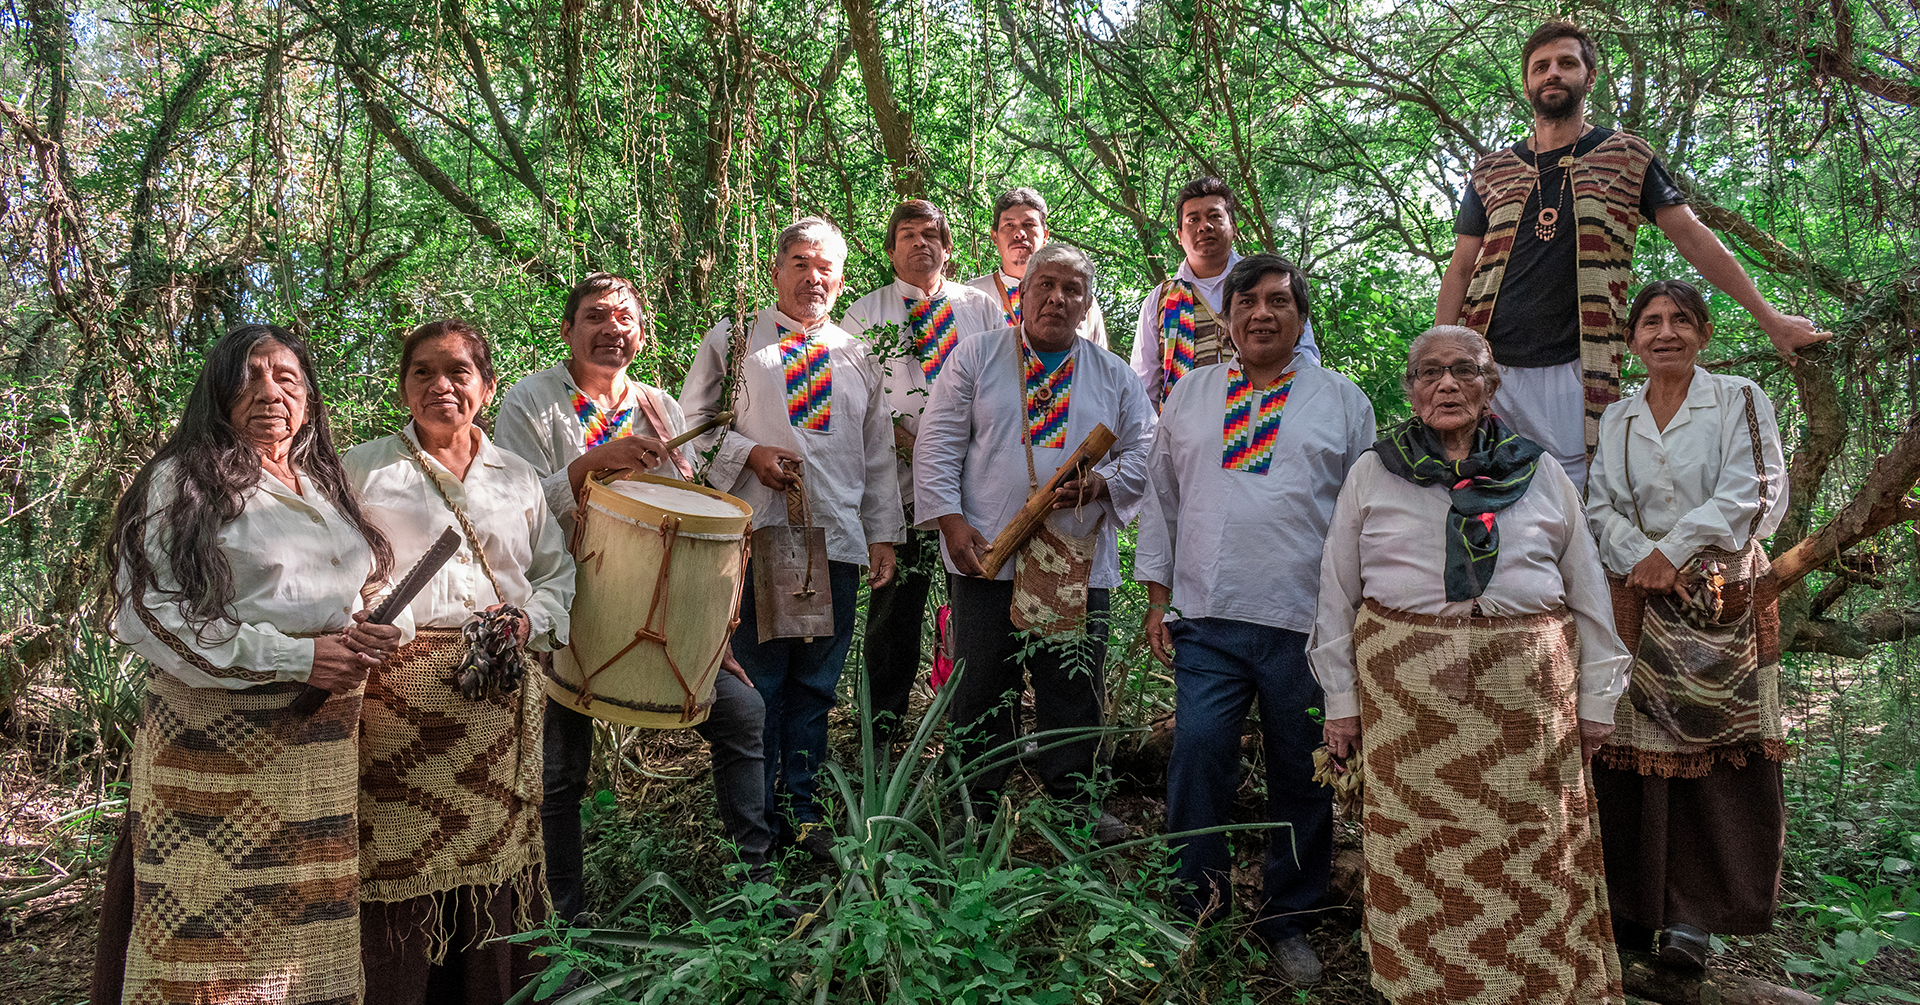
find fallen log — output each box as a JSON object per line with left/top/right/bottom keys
{"left": 1621, "top": 949, "right": 1818, "bottom": 1005}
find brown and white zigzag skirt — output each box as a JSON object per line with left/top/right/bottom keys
{"left": 123, "top": 672, "right": 364, "bottom": 1005}
{"left": 1353, "top": 599, "right": 1622, "bottom": 1005}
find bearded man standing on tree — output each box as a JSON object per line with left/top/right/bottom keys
{"left": 966, "top": 187, "right": 1109, "bottom": 348}
{"left": 1130, "top": 176, "right": 1321, "bottom": 409}
{"left": 1435, "top": 20, "right": 1826, "bottom": 490}
{"left": 842, "top": 200, "right": 1002, "bottom": 740}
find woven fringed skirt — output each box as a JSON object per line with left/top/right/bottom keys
{"left": 357, "top": 630, "right": 546, "bottom": 1004}
{"left": 1353, "top": 599, "right": 1622, "bottom": 1005}
{"left": 122, "top": 672, "right": 365, "bottom": 1005}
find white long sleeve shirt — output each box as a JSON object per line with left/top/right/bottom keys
{"left": 1128, "top": 252, "right": 1321, "bottom": 401}
{"left": 1308, "top": 451, "right": 1630, "bottom": 724}
{"left": 1586, "top": 368, "right": 1788, "bottom": 576}
{"left": 913, "top": 326, "right": 1156, "bottom": 588}
{"left": 113, "top": 458, "right": 413, "bottom": 689}
{"left": 1134, "top": 353, "right": 1376, "bottom": 634}
{"left": 680, "top": 308, "right": 904, "bottom": 565}
{"left": 344, "top": 424, "right": 576, "bottom": 649}
{"left": 843, "top": 277, "right": 1003, "bottom": 514}
{"left": 493, "top": 362, "right": 686, "bottom": 536}
{"left": 963, "top": 269, "right": 1110, "bottom": 349}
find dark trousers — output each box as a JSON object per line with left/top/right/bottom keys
{"left": 861, "top": 527, "right": 937, "bottom": 733}
{"left": 1164, "top": 618, "right": 1332, "bottom": 941}
{"left": 359, "top": 881, "right": 546, "bottom": 1005}
{"left": 541, "top": 669, "right": 771, "bottom": 924}
{"left": 946, "top": 576, "right": 1109, "bottom": 804}
{"left": 731, "top": 558, "right": 861, "bottom": 839}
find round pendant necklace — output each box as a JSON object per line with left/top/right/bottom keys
{"left": 1033, "top": 384, "right": 1054, "bottom": 403}
{"left": 1528, "top": 123, "right": 1590, "bottom": 242}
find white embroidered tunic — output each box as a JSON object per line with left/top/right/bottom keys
{"left": 679, "top": 307, "right": 904, "bottom": 565}
{"left": 494, "top": 362, "right": 686, "bottom": 536}
{"left": 344, "top": 423, "right": 576, "bottom": 649}
{"left": 913, "top": 327, "right": 1155, "bottom": 588}
{"left": 1585, "top": 367, "right": 1788, "bottom": 576}
{"left": 843, "top": 277, "right": 1003, "bottom": 514}
{"left": 1308, "top": 451, "right": 1630, "bottom": 723}
{"left": 114, "top": 458, "right": 413, "bottom": 689}
{"left": 1134, "top": 353, "right": 1376, "bottom": 634}
{"left": 1127, "top": 251, "right": 1323, "bottom": 400}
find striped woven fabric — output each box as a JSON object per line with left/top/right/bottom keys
{"left": 1352, "top": 600, "right": 1622, "bottom": 1005}
{"left": 778, "top": 324, "right": 833, "bottom": 431}
{"left": 1157, "top": 279, "right": 1227, "bottom": 400}
{"left": 905, "top": 295, "right": 959, "bottom": 381}
{"left": 1461, "top": 130, "right": 1655, "bottom": 457}
{"left": 123, "top": 671, "right": 365, "bottom": 1005}
{"left": 1220, "top": 363, "right": 1295, "bottom": 474}
{"left": 571, "top": 390, "right": 636, "bottom": 450}
{"left": 358, "top": 631, "right": 545, "bottom": 959}
{"left": 1021, "top": 339, "right": 1073, "bottom": 448}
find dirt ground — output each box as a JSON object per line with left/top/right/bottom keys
{"left": 3, "top": 693, "right": 1913, "bottom": 1005}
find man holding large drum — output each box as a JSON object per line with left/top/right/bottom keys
{"left": 680, "top": 217, "right": 903, "bottom": 861}
{"left": 494, "top": 273, "right": 774, "bottom": 923}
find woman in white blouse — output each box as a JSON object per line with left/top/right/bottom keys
{"left": 1310, "top": 326, "right": 1629, "bottom": 1005}
{"left": 343, "top": 320, "right": 575, "bottom": 1005}
{"left": 97, "top": 324, "right": 406, "bottom": 1005}
{"left": 1585, "top": 280, "right": 1790, "bottom": 970}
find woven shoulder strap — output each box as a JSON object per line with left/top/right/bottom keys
{"left": 401, "top": 429, "right": 506, "bottom": 604}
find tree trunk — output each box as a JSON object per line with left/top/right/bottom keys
{"left": 841, "top": 0, "right": 923, "bottom": 198}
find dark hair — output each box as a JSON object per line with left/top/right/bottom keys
{"left": 107, "top": 324, "right": 393, "bottom": 643}
{"left": 883, "top": 199, "right": 953, "bottom": 253}
{"left": 991, "top": 188, "right": 1048, "bottom": 227}
{"left": 562, "top": 273, "right": 643, "bottom": 329}
{"left": 1523, "top": 21, "right": 1597, "bottom": 75}
{"left": 400, "top": 318, "right": 496, "bottom": 388}
{"left": 1174, "top": 176, "right": 1237, "bottom": 227}
{"left": 1220, "top": 253, "right": 1312, "bottom": 326}
{"left": 1625, "top": 279, "right": 1714, "bottom": 344}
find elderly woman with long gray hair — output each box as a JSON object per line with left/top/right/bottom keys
{"left": 1309, "top": 325, "right": 1630, "bottom": 1005}
{"left": 95, "top": 324, "right": 408, "bottom": 1005}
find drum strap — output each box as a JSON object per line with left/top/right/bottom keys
{"left": 632, "top": 388, "right": 696, "bottom": 481}
{"left": 401, "top": 430, "right": 507, "bottom": 605}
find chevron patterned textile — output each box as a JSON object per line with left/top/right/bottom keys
{"left": 1352, "top": 599, "right": 1622, "bottom": 1005}
{"left": 779, "top": 324, "right": 833, "bottom": 431}
{"left": 1461, "top": 131, "right": 1654, "bottom": 458}
{"left": 1021, "top": 339, "right": 1073, "bottom": 448}
{"left": 1159, "top": 282, "right": 1200, "bottom": 393}
{"left": 358, "top": 631, "right": 545, "bottom": 957}
{"left": 905, "top": 296, "right": 959, "bottom": 381}
{"left": 1003, "top": 278, "right": 1022, "bottom": 324}
{"left": 121, "top": 671, "right": 366, "bottom": 1005}
{"left": 571, "top": 391, "right": 636, "bottom": 450}
{"left": 1220, "top": 363, "right": 1295, "bottom": 474}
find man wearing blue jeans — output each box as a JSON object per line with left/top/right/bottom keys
{"left": 1135, "top": 254, "right": 1376, "bottom": 984}
{"left": 680, "top": 218, "right": 902, "bottom": 857}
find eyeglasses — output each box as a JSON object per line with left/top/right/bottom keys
{"left": 1407, "top": 363, "right": 1486, "bottom": 384}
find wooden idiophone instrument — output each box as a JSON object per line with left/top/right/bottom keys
{"left": 977, "top": 423, "right": 1116, "bottom": 579}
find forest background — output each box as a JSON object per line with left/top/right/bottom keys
{"left": 1, "top": 0, "right": 1918, "bottom": 1002}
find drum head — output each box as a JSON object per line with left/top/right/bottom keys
{"left": 605, "top": 478, "right": 748, "bottom": 518}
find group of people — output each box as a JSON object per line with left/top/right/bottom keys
{"left": 88, "top": 18, "right": 1827, "bottom": 1005}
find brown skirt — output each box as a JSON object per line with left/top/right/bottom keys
{"left": 1593, "top": 757, "right": 1785, "bottom": 935}
{"left": 360, "top": 881, "right": 548, "bottom": 1005}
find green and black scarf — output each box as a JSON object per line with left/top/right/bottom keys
{"left": 1374, "top": 415, "right": 1544, "bottom": 602}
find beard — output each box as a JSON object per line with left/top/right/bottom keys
{"left": 1528, "top": 76, "right": 1589, "bottom": 121}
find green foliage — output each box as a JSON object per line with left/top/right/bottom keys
{"left": 1784, "top": 867, "right": 1920, "bottom": 1004}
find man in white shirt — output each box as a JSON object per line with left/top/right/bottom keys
{"left": 1136, "top": 255, "right": 1375, "bottom": 984}
{"left": 915, "top": 243, "right": 1154, "bottom": 839}
{"left": 842, "top": 200, "right": 1002, "bottom": 739}
{"left": 1130, "top": 177, "right": 1321, "bottom": 408}
{"left": 965, "top": 187, "right": 1108, "bottom": 348}
{"left": 680, "top": 218, "right": 903, "bottom": 858}
{"left": 493, "top": 273, "right": 774, "bottom": 922}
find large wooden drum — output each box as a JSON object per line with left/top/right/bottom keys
{"left": 544, "top": 473, "right": 751, "bottom": 729}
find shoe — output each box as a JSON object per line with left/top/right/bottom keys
{"left": 744, "top": 863, "right": 809, "bottom": 921}
{"left": 1658, "top": 923, "right": 1710, "bottom": 970}
{"left": 1091, "top": 810, "right": 1129, "bottom": 846}
{"left": 794, "top": 826, "right": 837, "bottom": 865}
{"left": 1264, "top": 933, "right": 1323, "bottom": 986}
